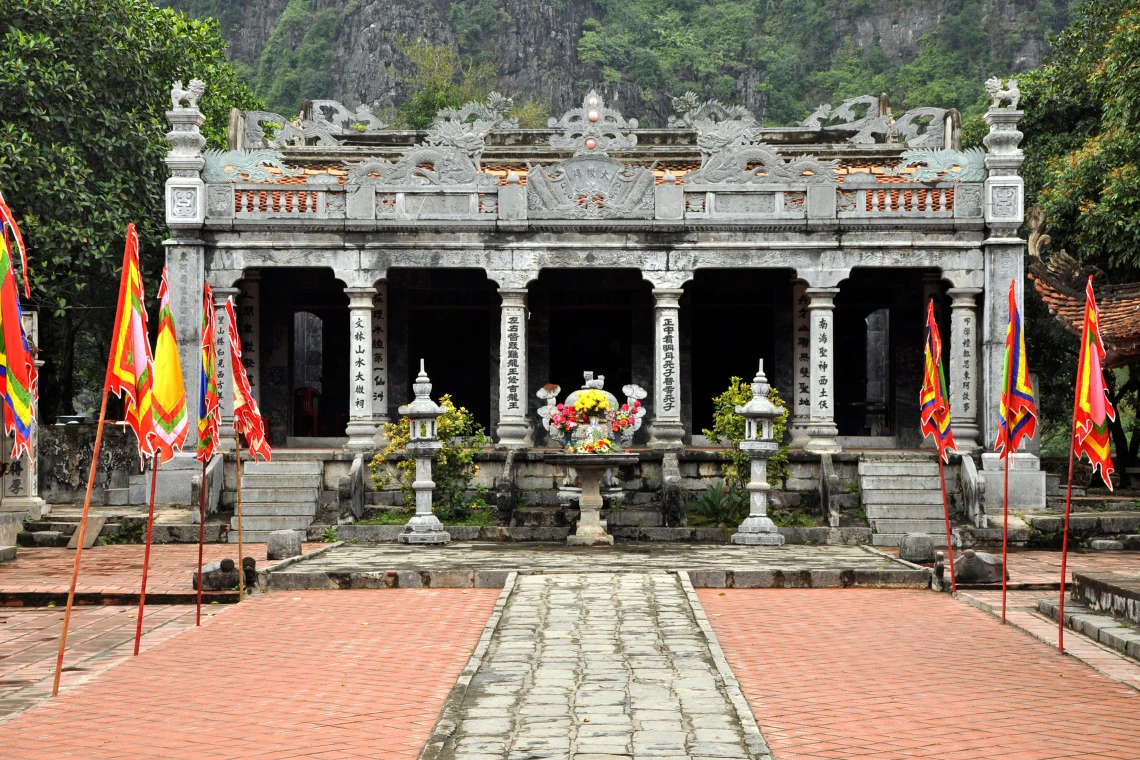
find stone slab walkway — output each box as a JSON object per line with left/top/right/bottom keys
{"left": 0, "top": 589, "right": 498, "bottom": 759}
{"left": 434, "top": 572, "right": 769, "bottom": 760}
{"left": 701, "top": 588, "right": 1140, "bottom": 760}
{"left": 881, "top": 547, "right": 1140, "bottom": 586}
{"left": 269, "top": 543, "right": 928, "bottom": 590}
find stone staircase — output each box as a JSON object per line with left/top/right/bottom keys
{"left": 230, "top": 460, "right": 322, "bottom": 543}
{"left": 859, "top": 457, "right": 948, "bottom": 547}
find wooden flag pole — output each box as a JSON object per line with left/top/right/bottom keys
{"left": 937, "top": 454, "right": 957, "bottom": 593}
{"left": 235, "top": 429, "right": 244, "bottom": 600}
{"left": 1058, "top": 432, "right": 1077, "bottom": 653}
{"left": 196, "top": 457, "right": 207, "bottom": 625}
{"left": 1002, "top": 377, "right": 1013, "bottom": 625}
{"left": 52, "top": 377, "right": 111, "bottom": 697}
{"left": 133, "top": 452, "right": 160, "bottom": 655}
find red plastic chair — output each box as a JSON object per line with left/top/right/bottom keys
{"left": 295, "top": 387, "right": 321, "bottom": 436}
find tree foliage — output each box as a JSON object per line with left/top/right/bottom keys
{"left": 701, "top": 376, "right": 789, "bottom": 490}
{"left": 0, "top": 0, "right": 260, "bottom": 414}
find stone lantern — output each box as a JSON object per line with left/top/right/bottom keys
{"left": 397, "top": 360, "right": 450, "bottom": 545}
{"left": 731, "top": 360, "right": 785, "bottom": 546}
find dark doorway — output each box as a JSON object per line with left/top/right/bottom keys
{"left": 258, "top": 268, "right": 350, "bottom": 444}
{"left": 394, "top": 269, "right": 496, "bottom": 430}
{"left": 687, "top": 270, "right": 788, "bottom": 433}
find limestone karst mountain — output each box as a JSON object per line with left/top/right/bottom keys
{"left": 160, "top": 0, "right": 1061, "bottom": 126}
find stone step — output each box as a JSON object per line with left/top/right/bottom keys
{"left": 869, "top": 518, "right": 949, "bottom": 535}
{"left": 860, "top": 476, "right": 942, "bottom": 491}
{"left": 859, "top": 462, "right": 940, "bottom": 477}
{"left": 606, "top": 510, "right": 665, "bottom": 528}
{"left": 236, "top": 488, "right": 319, "bottom": 504}
{"left": 238, "top": 474, "right": 321, "bottom": 489}
{"left": 865, "top": 505, "right": 947, "bottom": 520}
{"left": 235, "top": 503, "right": 318, "bottom": 517}
{"left": 242, "top": 461, "right": 322, "bottom": 476}
{"left": 18, "top": 530, "right": 67, "bottom": 547}
{"left": 103, "top": 487, "right": 130, "bottom": 506}
{"left": 0, "top": 545, "right": 16, "bottom": 563}
{"left": 228, "top": 528, "right": 305, "bottom": 544}
{"left": 1038, "top": 599, "right": 1140, "bottom": 660}
{"left": 872, "top": 533, "right": 949, "bottom": 548}
{"left": 862, "top": 490, "right": 945, "bottom": 506}
{"left": 229, "top": 515, "right": 313, "bottom": 532}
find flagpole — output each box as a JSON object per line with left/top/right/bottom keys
{"left": 235, "top": 429, "right": 244, "bottom": 600}
{"left": 133, "top": 452, "right": 160, "bottom": 655}
{"left": 937, "top": 454, "right": 957, "bottom": 592}
{"left": 52, "top": 368, "right": 112, "bottom": 697}
{"left": 1002, "top": 372, "right": 1013, "bottom": 625}
{"left": 196, "top": 456, "right": 207, "bottom": 625}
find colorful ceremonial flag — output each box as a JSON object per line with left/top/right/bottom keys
{"left": 919, "top": 300, "right": 956, "bottom": 463}
{"left": 1072, "top": 275, "right": 1115, "bottom": 489}
{"left": 107, "top": 224, "right": 155, "bottom": 462}
{"left": 0, "top": 219, "right": 36, "bottom": 462}
{"left": 151, "top": 267, "right": 188, "bottom": 464}
{"left": 196, "top": 283, "right": 220, "bottom": 463}
{"left": 995, "top": 281, "right": 1038, "bottom": 458}
{"left": 225, "top": 298, "right": 271, "bottom": 462}
{"left": 0, "top": 191, "right": 31, "bottom": 298}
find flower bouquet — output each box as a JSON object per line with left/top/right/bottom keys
{"left": 573, "top": 434, "right": 619, "bottom": 454}
{"left": 606, "top": 399, "right": 642, "bottom": 437}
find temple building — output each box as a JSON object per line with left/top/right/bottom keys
{"left": 157, "top": 80, "right": 1042, "bottom": 545}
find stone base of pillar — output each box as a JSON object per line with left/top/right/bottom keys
{"left": 804, "top": 423, "right": 840, "bottom": 453}
{"left": 398, "top": 512, "right": 450, "bottom": 544}
{"left": 731, "top": 530, "right": 785, "bottom": 546}
{"left": 496, "top": 419, "right": 531, "bottom": 448}
{"left": 345, "top": 420, "right": 381, "bottom": 450}
{"left": 648, "top": 420, "right": 685, "bottom": 449}
{"left": 0, "top": 497, "right": 46, "bottom": 520}
{"left": 952, "top": 423, "right": 981, "bottom": 454}
{"left": 788, "top": 423, "right": 811, "bottom": 448}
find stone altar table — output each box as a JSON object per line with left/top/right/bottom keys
{"left": 547, "top": 453, "right": 639, "bottom": 546}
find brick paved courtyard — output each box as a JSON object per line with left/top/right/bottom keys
{"left": 0, "top": 590, "right": 498, "bottom": 759}
{"left": 699, "top": 588, "right": 1140, "bottom": 760}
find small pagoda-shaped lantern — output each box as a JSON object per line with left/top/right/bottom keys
{"left": 731, "top": 360, "right": 785, "bottom": 546}
{"left": 397, "top": 360, "right": 450, "bottom": 545}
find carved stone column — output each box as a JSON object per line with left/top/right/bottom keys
{"left": 649, "top": 289, "right": 685, "bottom": 449}
{"left": 345, "top": 286, "right": 379, "bottom": 450}
{"left": 371, "top": 281, "right": 390, "bottom": 446}
{"left": 238, "top": 272, "right": 260, "bottom": 400}
{"left": 949, "top": 287, "right": 982, "bottom": 453}
{"left": 496, "top": 288, "right": 530, "bottom": 447}
{"left": 789, "top": 280, "right": 811, "bottom": 447}
{"left": 805, "top": 287, "right": 840, "bottom": 452}
{"left": 164, "top": 80, "right": 206, "bottom": 228}
{"left": 213, "top": 286, "right": 240, "bottom": 448}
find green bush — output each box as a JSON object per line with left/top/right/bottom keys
{"left": 369, "top": 394, "right": 490, "bottom": 523}
{"left": 702, "top": 376, "right": 789, "bottom": 492}
{"left": 685, "top": 483, "right": 747, "bottom": 528}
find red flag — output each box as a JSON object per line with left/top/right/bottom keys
{"left": 919, "top": 300, "right": 956, "bottom": 463}
{"left": 0, "top": 191, "right": 31, "bottom": 298}
{"left": 995, "top": 282, "right": 1038, "bottom": 457}
{"left": 225, "top": 298, "right": 271, "bottom": 462}
{"left": 196, "top": 283, "right": 220, "bottom": 463}
{"left": 106, "top": 225, "right": 155, "bottom": 462}
{"left": 1072, "top": 275, "right": 1115, "bottom": 488}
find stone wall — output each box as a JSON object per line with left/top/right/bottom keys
{"left": 39, "top": 424, "right": 144, "bottom": 506}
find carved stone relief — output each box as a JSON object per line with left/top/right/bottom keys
{"left": 203, "top": 149, "right": 302, "bottom": 184}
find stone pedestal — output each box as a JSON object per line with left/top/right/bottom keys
{"left": 398, "top": 443, "right": 450, "bottom": 544}
{"left": 981, "top": 452, "right": 1046, "bottom": 512}
{"left": 552, "top": 454, "right": 636, "bottom": 546}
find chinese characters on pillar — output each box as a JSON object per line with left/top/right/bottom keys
{"left": 214, "top": 301, "right": 231, "bottom": 419}
{"left": 372, "top": 284, "right": 388, "bottom": 422}
{"left": 239, "top": 282, "right": 259, "bottom": 398}
{"left": 815, "top": 315, "right": 830, "bottom": 412}
{"left": 661, "top": 315, "right": 677, "bottom": 414}
{"left": 794, "top": 287, "right": 810, "bottom": 415}
{"left": 351, "top": 310, "right": 370, "bottom": 416}
{"left": 960, "top": 315, "right": 972, "bottom": 416}
{"left": 505, "top": 314, "right": 521, "bottom": 412}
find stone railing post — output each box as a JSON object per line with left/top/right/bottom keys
{"left": 496, "top": 288, "right": 530, "bottom": 447}
{"left": 948, "top": 287, "right": 982, "bottom": 453}
{"left": 649, "top": 288, "right": 685, "bottom": 449}
{"left": 805, "top": 287, "right": 840, "bottom": 452}
{"left": 345, "top": 286, "right": 379, "bottom": 450}
{"left": 165, "top": 80, "right": 206, "bottom": 228}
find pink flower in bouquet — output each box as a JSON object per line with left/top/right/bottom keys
{"left": 621, "top": 403, "right": 629, "bottom": 412}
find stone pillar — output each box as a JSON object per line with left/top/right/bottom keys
{"left": 982, "top": 97, "right": 1026, "bottom": 449}
{"left": 649, "top": 289, "right": 685, "bottom": 448}
{"left": 238, "top": 272, "right": 260, "bottom": 400}
{"left": 371, "top": 281, "right": 390, "bottom": 445}
{"left": 495, "top": 288, "right": 529, "bottom": 447}
{"left": 165, "top": 241, "right": 205, "bottom": 450}
{"left": 805, "top": 287, "right": 840, "bottom": 452}
{"left": 948, "top": 287, "right": 982, "bottom": 453}
{"left": 1, "top": 312, "right": 46, "bottom": 519}
{"left": 213, "top": 286, "right": 239, "bottom": 448}
{"left": 345, "top": 286, "right": 379, "bottom": 450}
{"left": 790, "top": 280, "right": 811, "bottom": 447}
